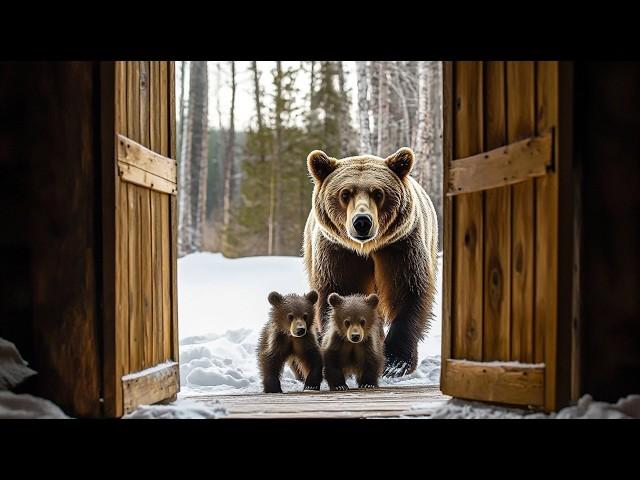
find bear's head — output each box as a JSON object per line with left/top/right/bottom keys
{"left": 268, "top": 290, "right": 318, "bottom": 338}
{"left": 327, "top": 293, "right": 380, "bottom": 344}
{"left": 307, "top": 147, "right": 415, "bottom": 255}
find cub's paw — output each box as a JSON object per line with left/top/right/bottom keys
{"left": 263, "top": 384, "right": 283, "bottom": 394}
{"left": 303, "top": 384, "right": 321, "bottom": 391}
{"left": 358, "top": 383, "right": 377, "bottom": 389}
{"left": 331, "top": 384, "right": 349, "bottom": 391}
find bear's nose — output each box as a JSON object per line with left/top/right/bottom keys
{"left": 350, "top": 333, "right": 361, "bottom": 342}
{"left": 296, "top": 327, "right": 306, "bottom": 336}
{"left": 352, "top": 214, "right": 372, "bottom": 237}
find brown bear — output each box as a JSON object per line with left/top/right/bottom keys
{"left": 257, "top": 290, "right": 323, "bottom": 393}
{"left": 321, "top": 293, "right": 384, "bottom": 390}
{"left": 303, "top": 147, "right": 438, "bottom": 378}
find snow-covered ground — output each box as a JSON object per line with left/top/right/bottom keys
{"left": 177, "top": 252, "right": 443, "bottom": 397}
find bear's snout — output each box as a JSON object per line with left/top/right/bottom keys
{"left": 290, "top": 318, "right": 308, "bottom": 337}
{"left": 352, "top": 214, "right": 373, "bottom": 238}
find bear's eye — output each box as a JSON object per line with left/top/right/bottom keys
{"left": 303, "top": 313, "right": 308, "bottom": 321}
{"left": 344, "top": 319, "right": 351, "bottom": 327}
{"left": 340, "top": 190, "right": 350, "bottom": 202}
{"left": 373, "top": 189, "right": 384, "bottom": 203}
{"left": 287, "top": 313, "right": 294, "bottom": 321}
{"left": 360, "top": 319, "right": 365, "bottom": 327}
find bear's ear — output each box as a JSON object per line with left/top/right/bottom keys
{"left": 268, "top": 291, "right": 283, "bottom": 306}
{"left": 327, "top": 292, "right": 343, "bottom": 307}
{"left": 365, "top": 294, "right": 379, "bottom": 308}
{"left": 386, "top": 147, "right": 414, "bottom": 179}
{"left": 306, "top": 290, "right": 319, "bottom": 305}
{"left": 307, "top": 150, "right": 338, "bottom": 183}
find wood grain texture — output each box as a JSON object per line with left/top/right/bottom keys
{"left": 140, "top": 187, "right": 152, "bottom": 370}
{"left": 452, "top": 61, "right": 484, "bottom": 361}
{"left": 447, "top": 131, "right": 552, "bottom": 196}
{"left": 122, "top": 362, "right": 179, "bottom": 414}
{"left": 442, "top": 359, "right": 544, "bottom": 407}
{"left": 117, "top": 134, "right": 177, "bottom": 182}
{"left": 507, "top": 61, "right": 536, "bottom": 363}
{"left": 168, "top": 62, "right": 179, "bottom": 367}
{"left": 483, "top": 61, "right": 511, "bottom": 361}
{"left": 117, "top": 160, "right": 177, "bottom": 195}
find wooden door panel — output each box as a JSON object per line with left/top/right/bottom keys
{"left": 441, "top": 61, "right": 569, "bottom": 411}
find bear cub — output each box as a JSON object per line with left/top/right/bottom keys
{"left": 322, "top": 293, "right": 384, "bottom": 391}
{"left": 257, "top": 290, "right": 323, "bottom": 393}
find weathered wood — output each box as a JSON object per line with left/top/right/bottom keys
{"left": 139, "top": 61, "right": 150, "bottom": 148}
{"left": 452, "top": 61, "right": 484, "bottom": 361}
{"left": 140, "top": 187, "right": 152, "bottom": 370}
{"left": 447, "top": 131, "right": 552, "bottom": 196}
{"left": 440, "top": 61, "right": 454, "bottom": 386}
{"left": 127, "top": 61, "right": 140, "bottom": 141}
{"left": 127, "top": 185, "right": 141, "bottom": 372}
{"left": 483, "top": 61, "right": 511, "bottom": 361}
{"left": 168, "top": 62, "right": 179, "bottom": 367}
{"left": 117, "top": 134, "right": 177, "bottom": 183}
{"left": 507, "top": 61, "right": 536, "bottom": 363}
{"left": 189, "top": 385, "right": 450, "bottom": 419}
{"left": 117, "top": 160, "right": 177, "bottom": 195}
{"left": 122, "top": 362, "right": 180, "bottom": 414}
{"left": 161, "top": 196, "right": 172, "bottom": 359}
{"left": 159, "top": 62, "right": 169, "bottom": 157}
{"left": 441, "top": 359, "right": 545, "bottom": 407}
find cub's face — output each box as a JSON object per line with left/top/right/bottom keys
{"left": 327, "top": 293, "right": 380, "bottom": 344}
{"left": 307, "top": 148, "right": 414, "bottom": 253}
{"left": 268, "top": 291, "right": 318, "bottom": 337}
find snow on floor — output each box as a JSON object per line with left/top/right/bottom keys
{"left": 178, "top": 252, "right": 443, "bottom": 397}
{"left": 426, "top": 394, "right": 640, "bottom": 419}
{"left": 123, "top": 398, "right": 227, "bottom": 419}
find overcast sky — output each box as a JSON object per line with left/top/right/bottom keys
{"left": 178, "top": 61, "right": 359, "bottom": 132}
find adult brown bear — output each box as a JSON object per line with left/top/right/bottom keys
{"left": 303, "top": 147, "right": 438, "bottom": 377}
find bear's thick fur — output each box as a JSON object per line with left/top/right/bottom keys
{"left": 303, "top": 147, "right": 438, "bottom": 377}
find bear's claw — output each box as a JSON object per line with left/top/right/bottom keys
{"left": 383, "top": 359, "right": 413, "bottom": 378}
{"left": 303, "top": 384, "right": 320, "bottom": 391}
{"left": 359, "top": 384, "right": 377, "bottom": 389}
{"left": 334, "top": 384, "right": 349, "bottom": 391}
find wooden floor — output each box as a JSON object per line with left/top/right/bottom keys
{"left": 186, "top": 385, "right": 450, "bottom": 419}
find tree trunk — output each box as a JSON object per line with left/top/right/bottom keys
{"left": 356, "top": 61, "right": 372, "bottom": 154}
{"left": 178, "top": 61, "right": 187, "bottom": 161}
{"left": 376, "top": 61, "right": 390, "bottom": 156}
{"left": 222, "top": 61, "right": 236, "bottom": 235}
{"left": 177, "top": 63, "right": 191, "bottom": 257}
{"left": 337, "top": 61, "right": 352, "bottom": 156}
{"left": 414, "top": 60, "right": 430, "bottom": 188}
{"left": 368, "top": 61, "right": 379, "bottom": 155}
{"left": 273, "top": 61, "right": 284, "bottom": 255}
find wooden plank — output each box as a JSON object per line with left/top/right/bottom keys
{"left": 151, "top": 193, "right": 163, "bottom": 364}
{"left": 99, "top": 62, "right": 118, "bottom": 418}
{"left": 447, "top": 132, "right": 552, "bottom": 196}
{"left": 160, "top": 196, "right": 171, "bottom": 360}
{"left": 440, "top": 61, "right": 454, "bottom": 386}
{"left": 159, "top": 62, "right": 169, "bottom": 157}
{"left": 117, "top": 160, "right": 177, "bottom": 195}
{"left": 127, "top": 61, "right": 140, "bottom": 142}
{"left": 118, "top": 181, "right": 130, "bottom": 379}
{"left": 483, "top": 61, "right": 511, "bottom": 361}
{"left": 127, "top": 185, "right": 141, "bottom": 372}
{"left": 122, "top": 362, "right": 179, "bottom": 414}
{"left": 140, "top": 186, "right": 153, "bottom": 370}
{"left": 168, "top": 61, "right": 176, "bottom": 160}
{"left": 117, "top": 134, "right": 177, "bottom": 183}
{"left": 139, "top": 61, "right": 150, "bottom": 148}
{"left": 168, "top": 62, "right": 179, "bottom": 366}
{"left": 150, "top": 62, "right": 159, "bottom": 153}
{"left": 452, "top": 61, "right": 484, "bottom": 361}
{"left": 507, "top": 61, "right": 536, "bottom": 363}
{"left": 441, "top": 359, "right": 545, "bottom": 407}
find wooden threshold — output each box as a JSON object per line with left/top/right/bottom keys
{"left": 185, "top": 385, "right": 449, "bottom": 419}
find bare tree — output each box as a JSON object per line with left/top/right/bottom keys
{"left": 376, "top": 61, "right": 391, "bottom": 156}
{"left": 222, "top": 61, "right": 236, "bottom": 234}
{"left": 356, "top": 61, "right": 372, "bottom": 153}
{"left": 273, "top": 61, "right": 284, "bottom": 255}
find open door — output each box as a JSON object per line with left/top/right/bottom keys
{"left": 440, "top": 61, "right": 575, "bottom": 411}
{"left": 102, "top": 61, "right": 179, "bottom": 417}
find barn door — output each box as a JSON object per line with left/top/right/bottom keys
{"left": 440, "top": 61, "right": 574, "bottom": 411}
{"left": 103, "top": 61, "right": 179, "bottom": 417}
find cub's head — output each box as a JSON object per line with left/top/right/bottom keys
{"left": 327, "top": 293, "right": 380, "bottom": 344}
{"left": 307, "top": 147, "right": 415, "bottom": 255}
{"left": 268, "top": 290, "right": 318, "bottom": 338}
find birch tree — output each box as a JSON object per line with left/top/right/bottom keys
{"left": 222, "top": 61, "right": 236, "bottom": 236}
{"left": 356, "top": 61, "right": 372, "bottom": 153}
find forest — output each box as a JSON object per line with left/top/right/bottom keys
{"left": 177, "top": 61, "right": 443, "bottom": 258}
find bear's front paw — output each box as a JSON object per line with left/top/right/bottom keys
{"left": 303, "top": 384, "right": 320, "bottom": 391}
{"left": 382, "top": 359, "right": 414, "bottom": 378}
{"left": 263, "top": 384, "right": 283, "bottom": 394}
{"left": 332, "top": 384, "right": 349, "bottom": 391}
{"left": 358, "top": 383, "right": 377, "bottom": 389}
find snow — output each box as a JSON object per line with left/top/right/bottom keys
{"left": 177, "top": 252, "right": 443, "bottom": 396}
{"left": 451, "top": 359, "right": 545, "bottom": 368}
{"left": 0, "top": 337, "right": 37, "bottom": 390}
{"left": 0, "top": 391, "right": 70, "bottom": 419}
{"left": 428, "top": 394, "right": 640, "bottom": 419}
{"left": 123, "top": 398, "right": 227, "bottom": 419}
{"left": 122, "top": 360, "right": 177, "bottom": 381}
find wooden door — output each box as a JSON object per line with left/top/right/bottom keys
{"left": 103, "top": 61, "right": 179, "bottom": 417}
{"left": 440, "top": 61, "right": 575, "bottom": 411}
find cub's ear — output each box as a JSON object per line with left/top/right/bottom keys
{"left": 327, "top": 293, "right": 343, "bottom": 307}
{"left": 307, "top": 150, "right": 338, "bottom": 183}
{"left": 365, "top": 294, "right": 379, "bottom": 308}
{"left": 306, "top": 290, "right": 319, "bottom": 305}
{"left": 386, "top": 147, "right": 414, "bottom": 179}
{"left": 268, "top": 291, "right": 283, "bottom": 306}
